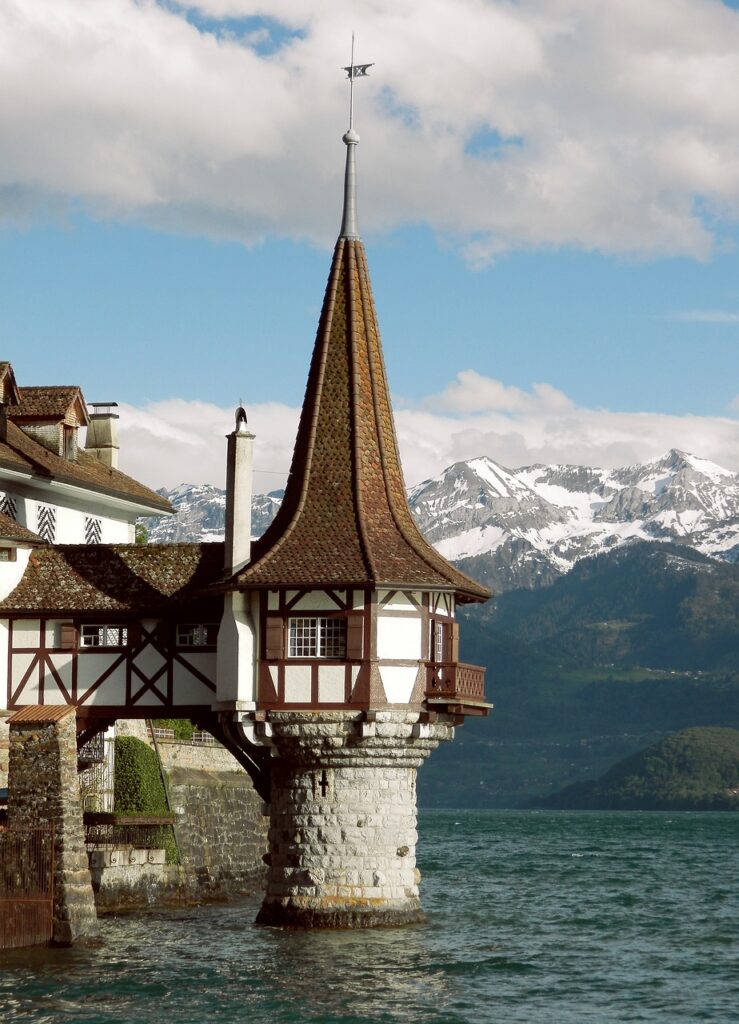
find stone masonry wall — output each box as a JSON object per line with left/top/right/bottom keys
{"left": 7, "top": 709, "right": 98, "bottom": 944}
{"left": 168, "top": 767, "right": 268, "bottom": 897}
{"left": 257, "top": 710, "right": 457, "bottom": 928}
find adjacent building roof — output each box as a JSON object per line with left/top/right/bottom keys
{"left": 231, "top": 234, "right": 489, "bottom": 601}
{"left": 0, "top": 363, "right": 21, "bottom": 406}
{"left": 8, "top": 385, "right": 90, "bottom": 425}
{"left": 0, "top": 543, "right": 224, "bottom": 614}
{"left": 0, "top": 420, "right": 171, "bottom": 514}
{"left": 0, "top": 511, "right": 45, "bottom": 546}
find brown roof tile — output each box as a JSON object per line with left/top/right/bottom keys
{"left": 8, "top": 705, "right": 76, "bottom": 724}
{"left": 233, "top": 239, "right": 489, "bottom": 602}
{"left": 7, "top": 385, "right": 89, "bottom": 423}
{"left": 0, "top": 421, "right": 171, "bottom": 513}
{"left": 0, "top": 543, "right": 224, "bottom": 615}
{"left": 0, "top": 511, "right": 45, "bottom": 545}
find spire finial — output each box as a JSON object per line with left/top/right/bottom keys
{"left": 340, "top": 35, "right": 373, "bottom": 240}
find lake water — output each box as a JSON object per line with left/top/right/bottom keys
{"left": 1, "top": 810, "right": 737, "bottom": 1024}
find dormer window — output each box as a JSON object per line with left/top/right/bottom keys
{"left": 63, "top": 424, "right": 76, "bottom": 460}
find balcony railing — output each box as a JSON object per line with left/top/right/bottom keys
{"left": 425, "top": 661, "right": 486, "bottom": 703}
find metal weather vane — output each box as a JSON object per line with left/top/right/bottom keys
{"left": 342, "top": 34, "right": 373, "bottom": 131}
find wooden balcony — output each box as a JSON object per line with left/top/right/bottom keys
{"left": 425, "top": 661, "right": 487, "bottom": 708}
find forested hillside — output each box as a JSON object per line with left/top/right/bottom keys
{"left": 419, "top": 543, "right": 739, "bottom": 807}
{"left": 535, "top": 727, "right": 739, "bottom": 810}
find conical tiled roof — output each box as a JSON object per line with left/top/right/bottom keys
{"left": 233, "top": 236, "right": 489, "bottom": 602}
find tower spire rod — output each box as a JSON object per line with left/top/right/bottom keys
{"left": 340, "top": 35, "right": 373, "bottom": 241}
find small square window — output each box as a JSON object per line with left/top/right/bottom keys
{"left": 81, "top": 624, "right": 128, "bottom": 648}
{"left": 288, "top": 617, "right": 346, "bottom": 659}
{"left": 177, "top": 623, "right": 218, "bottom": 646}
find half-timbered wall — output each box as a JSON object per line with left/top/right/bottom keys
{"left": 2, "top": 616, "right": 217, "bottom": 713}
{"left": 256, "top": 588, "right": 457, "bottom": 710}
{"left": 259, "top": 588, "right": 367, "bottom": 709}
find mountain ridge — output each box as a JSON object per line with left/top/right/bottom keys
{"left": 141, "top": 448, "right": 739, "bottom": 594}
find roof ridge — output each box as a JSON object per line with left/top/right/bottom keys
{"left": 347, "top": 241, "right": 377, "bottom": 580}
{"left": 242, "top": 239, "right": 345, "bottom": 577}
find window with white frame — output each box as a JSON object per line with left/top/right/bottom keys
{"left": 177, "top": 623, "right": 218, "bottom": 646}
{"left": 81, "top": 624, "right": 128, "bottom": 648}
{"left": 288, "top": 617, "right": 347, "bottom": 659}
{"left": 433, "top": 621, "right": 446, "bottom": 663}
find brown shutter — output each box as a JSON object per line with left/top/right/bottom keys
{"left": 60, "top": 624, "right": 78, "bottom": 649}
{"left": 127, "top": 622, "right": 141, "bottom": 648}
{"left": 265, "top": 618, "right": 284, "bottom": 660}
{"left": 450, "top": 622, "right": 459, "bottom": 663}
{"left": 346, "top": 617, "right": 363, "bottom": 660}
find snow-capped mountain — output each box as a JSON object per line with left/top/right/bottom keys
{"left": 141, "top": 450, "right": 739, "bottom": 592}
{"left": 142, "top": 485, "right": 283, "bottom": 544}
{"left": 408, "top": 450, "right": 739, "bottom": 590}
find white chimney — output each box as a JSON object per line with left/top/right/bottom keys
{"left": 224, "top": 407, "right": 255, "bottom": 575}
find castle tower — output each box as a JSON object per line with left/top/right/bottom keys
{"left": 219, "top": 57, "right": 490, "bottom": 927}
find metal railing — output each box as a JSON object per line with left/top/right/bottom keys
{"left": 85, "top": 813, "right": 176, "bottom": 856}
{"left": 425, "top": 661, "right": 486, "bottom": 702}
{"left": 0, "top": 826, "right": 55, "bottom": 950}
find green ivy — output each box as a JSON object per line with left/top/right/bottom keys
{"left": 113, "top": 736, "right": 179, "bottom": 863}
{"left": 152, "top": 718, "right": 195, "bottom": 741}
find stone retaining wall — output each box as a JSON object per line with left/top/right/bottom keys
{"left": 168, "top": 767, "right": 268, "bottom": 897}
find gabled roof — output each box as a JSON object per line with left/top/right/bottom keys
{"left": 0, "top": 363, "right": 21, "bottom": 406}
{"left": 8, "top": 385, "right": 89, "bottom": 425}
{"left": 0, "top": 543, "right": 224, "bottom": 614}
{"left": 231, "top": 236, "right": 489, "bottom": 602}
{"left": 0, "top": 420, "right": 171, "bottom": 513}
{"left": 0, "top": 511, "right": 45, "bottom": 546}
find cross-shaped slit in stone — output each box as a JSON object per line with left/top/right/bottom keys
{"left": 319, "top": 769, "right": 330, "bottom": 798}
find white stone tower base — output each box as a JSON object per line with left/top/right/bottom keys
{"left": 256, "top": 711, "right": 455, "bottom": 929}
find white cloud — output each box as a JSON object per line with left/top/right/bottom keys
{"left": 3, "top": 1, "right": 739, "bottom": 258}
{"left": 116, "top": 373, "right": 739, "bottom": 492}
{"left": 115, "top": 397, "right": 298, "bottom": 491}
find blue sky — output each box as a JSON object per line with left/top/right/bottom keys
{"left": 1, "top": 0, "right": 738, "bottom": 488}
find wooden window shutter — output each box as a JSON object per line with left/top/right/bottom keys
{"left": 60, "top": 624, "right": 78, "bottom": 649}
{"left": 127, "top": 623, "right": 141, "bottom": 648}
{"left": 346, "top": 617, "right": 363, "bottom": 660}
{"left": 450, "top": 622, "right": 459, "bottom": 663}
{"left": 265, "top": 618, "right": 284, "bottom": 660}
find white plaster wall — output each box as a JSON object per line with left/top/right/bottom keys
{"left": 0, "top": 622, "right": 8, "bottom": 710}
{"left": 174, "top": 653, "right": 217, "bottom": 704}
{"left": 132, "top": 645, "right": 166, "bottom": 680}
{"left": 46, "top": 653, "right": 73, "bottom": 701}
{"left": 291, "top": 590, "right": 345, "bottom": 611}
{"left": 430, "top": 592, "right": 455, "bottom": 618}
{"left": 11, "top": 652, "right": 37, "bottom": 700}
{"left": 35, "top": 502, "right": 131, "bottom": 544}
{"left": 216, "top": 591, "right": 256, "bottom": 704}
{"left": 318, "top": 664, "right": 345, "bottom": 702}
{"left": 0, "top": 548, "right": 31, "bottom": 601}
{"left": 379, "top": 590, "right": 421, "bottom": 610}
{"left": 379, "top": 665, "right": 417, "bottom": 704}
{"left": 284, "top": 665, "right": 311, "bottom": 703}
{"left": 12, "top": 619, "right": 40, "bottom": 648}
{"left": 78, "top": 654, "right": 125, "bottom": 704}
{"left": 377, "top": 615, "right": 422, "bottom": 661}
